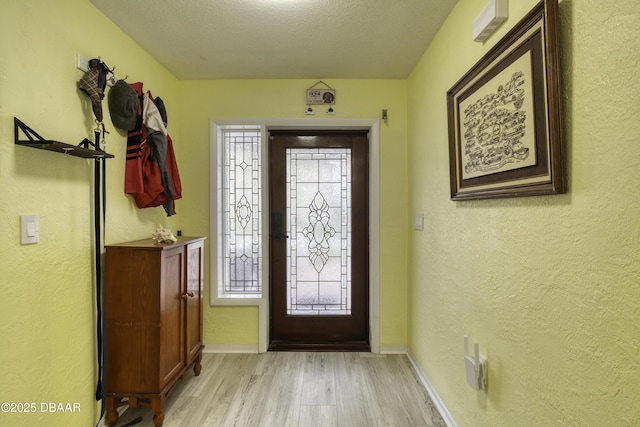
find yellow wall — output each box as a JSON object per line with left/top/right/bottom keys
{"left": 0, "top": 1, "right": 182, "bottom": 425}
{"left": 407, "top": 0, "right": 640, "bottom": 425}
{"left": 0, "top": 2, "right": 409, "bottom": 425}
{"left": 5, "top": 0, "right": 636, "bottom": 426}
{"left": 176, "top": 79, "right": 409, "bottom": 347}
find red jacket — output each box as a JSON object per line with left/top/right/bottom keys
{"left": 124, "top": 83, "right": 182, "bottom": 216}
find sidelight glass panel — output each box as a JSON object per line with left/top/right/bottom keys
{"left": 222, "top": 129, "right": 262, "bottom": 293}
{"left": 286, "top": 148, "right": 351, "bottom": 315}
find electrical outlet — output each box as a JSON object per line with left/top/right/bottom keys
{"left": 76, "top": 53, "right": 89, "bottom": 72}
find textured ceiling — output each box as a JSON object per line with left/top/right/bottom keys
{"left": 89, "top": 0, "right": 458, "bottom": 80}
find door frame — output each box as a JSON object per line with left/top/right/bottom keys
{"left": 209, "top": 117, "right": 380, "bottom": 353}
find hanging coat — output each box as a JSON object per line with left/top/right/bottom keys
{"left": 124, "top": 82, "right": 145, "bottom": 195}
{"left": 124, "top": 84, "right": 182, "bottom": 216}
{"left": 134, "top": 131, "right": 182, "bottom": 216}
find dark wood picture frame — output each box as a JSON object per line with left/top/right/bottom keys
{"left": 447, "top": 0, "right": 565, "bottom": 201}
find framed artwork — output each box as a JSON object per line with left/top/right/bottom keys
{"left": 447, "top": 0, "right": 565, "bottom": 200}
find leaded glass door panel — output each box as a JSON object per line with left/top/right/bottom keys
{"left": 287, "top": 147, "right": 351, "bottom": 316}
{"left": 269, "top": 130, "right": 369, "bottom": 350}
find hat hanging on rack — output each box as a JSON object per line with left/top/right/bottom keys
{"left": 78, "top": 58, "right": 111, "bottom": 122}
{"left": 108, "top": 80, "right": 138, "bottom": 131}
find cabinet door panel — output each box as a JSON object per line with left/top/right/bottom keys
{"left": 160, "top": 246, "right": 185, "bottom": 386}
{"left": 106, "top": 247, "right": 163, "bottom": 393}
{"left": 185, "top": 240, "right": 204, "bottom": 363}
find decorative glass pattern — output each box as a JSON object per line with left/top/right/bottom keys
{"left": 286, "top": 148, "right": 351, "bottom": 315}
{"left": 222, "top": 129, "right": 261, "bottom": 293}
{"left": 303, "top": 192, "right": 336, "bottom": 273}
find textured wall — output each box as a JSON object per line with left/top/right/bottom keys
{"left": 1, "top": 6, "right": 410, "bottom": 426}
{"left": 407, "top": 0, "right": 640, "bottom": 425}
{"left": 8, "top": 0, "right": 636, "bottom": 425}
{"left": 0, "top": 1, "right": 182, "bottom": 426}
{"left": 176, "top": 79, "right": 410, "bottom": 348}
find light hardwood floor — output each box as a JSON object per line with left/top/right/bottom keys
{"left": 112, "top": 352, "right": 446, "bottom": 427}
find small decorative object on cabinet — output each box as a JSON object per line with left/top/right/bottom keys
{"left": 104, "top": 237, "right": 205, "bottom": 427}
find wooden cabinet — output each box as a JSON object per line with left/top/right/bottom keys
{"left": 104, "top": 237, "right": 205, "bottom": 427}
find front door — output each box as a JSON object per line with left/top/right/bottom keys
{"left": 268, "top": 130, "right": 369, "bottom": 351}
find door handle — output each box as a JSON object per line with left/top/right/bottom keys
{"left": 274, "top": 232, "right": 289, "bottom": 240}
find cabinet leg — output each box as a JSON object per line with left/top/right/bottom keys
{"left": 193, "top": 354, "right": 202, "bottom": 376}
{"left": 105, "top": 397, "right": 119, "bottom": 427}
{"left": 150, "top": 396, "right": 165, "bottom": 427}
{"left": 153, "top": 411, "right": 165, "bottom": 427}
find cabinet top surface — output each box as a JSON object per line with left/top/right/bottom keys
{"left": 106, "top": 236, "right": 205, "bottom": 250}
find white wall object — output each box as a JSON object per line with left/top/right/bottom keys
{"left": 473, "top": 0, "right": 508, "bottom": 42}
{"left": 464, "top": 335, "right": 487, "bottom": 391}
{"left": 76, "top": 53, "right": 89, "bottom": 72}
{"left": 414, "top": 213, "right": 424, "bottom": 231}
{"left": 20, "top": 215, "right": 39, "bottom": 245}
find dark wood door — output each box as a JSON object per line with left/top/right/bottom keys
{"left": 269, "top": 130, "right": 369, "bottom": 350}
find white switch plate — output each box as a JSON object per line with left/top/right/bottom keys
{"left": 76, "top": 53, "right": 89, "bottom": 72}
{"left": 414, "top": 213, "right": 424, "bottom": 231}
{"left": 21, "top": 215, "right": 39, "bottom": 244}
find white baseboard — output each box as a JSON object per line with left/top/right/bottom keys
{"left": 203, "top": 344, "right": 260, "bottom": 353}
{"left": 378, "top": 346, "right": 456, "bottom": 426}
{"left": 406, "top": 351, "right": 457, "bottom": 427}
{"left": 379, "top": 345, "right": 409, "bottom": 354}
{"left": 204, "top": 344, "right": 409, "bottom": 355}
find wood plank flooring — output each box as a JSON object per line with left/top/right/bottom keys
{"left": 111, "top": 352, "right": 446, "bottom": 427}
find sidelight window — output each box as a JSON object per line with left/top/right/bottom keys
{"left": 217, "top": 127, "right": 262, "bottom": 298}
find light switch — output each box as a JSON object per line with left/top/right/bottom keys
{"left": 21, "top": 215, "right": 39, "bottom": 244}
{"left": 414, "top": 213, "right": 424, "bottom": 231}
{"left": 77, "top": 53, "right": 89, "bottom": 72}
{"left": 27, "top": 222, "right": 36, "bottom": 237}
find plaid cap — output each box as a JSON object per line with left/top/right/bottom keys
{"left": 78, "top": 59, "right": 108, "bottom": 122}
